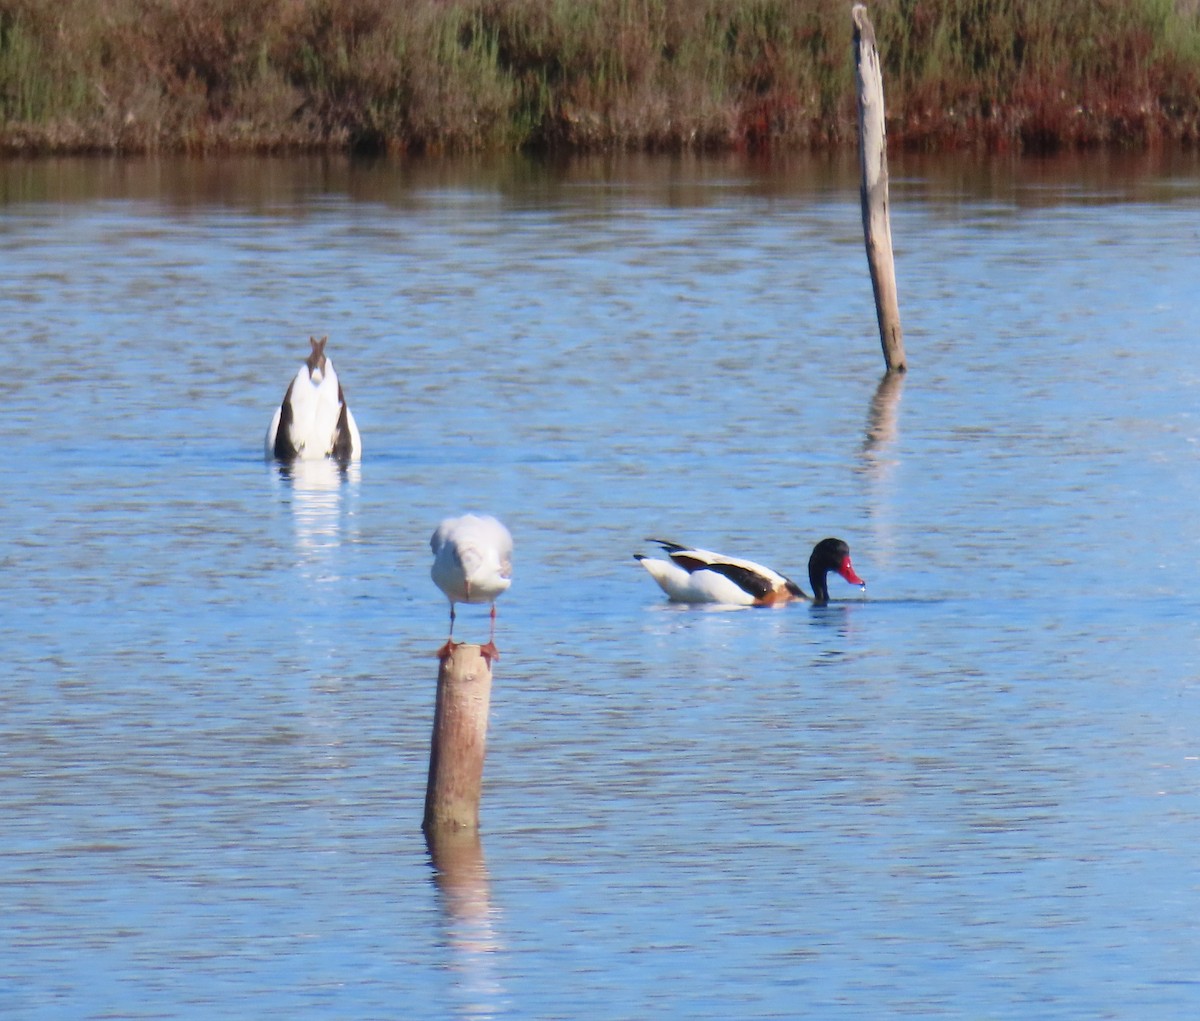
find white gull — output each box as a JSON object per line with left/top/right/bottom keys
{"left": 430, "top": 513, "right": 513, "bottom": 661}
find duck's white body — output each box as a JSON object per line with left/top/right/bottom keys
{"left": 636, "top": 537, "right": 864, "bottom": 608}
{"left": 431, "top": 514, "right": 513, "bottom": 655}
{"left": 636, "top": 541, "right": 800, "bottom": 606}
{"left": 266, "top": 337, "right": 361, "bottom": 462}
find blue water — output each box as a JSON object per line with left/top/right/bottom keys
{"left": 2, "top": 152, "right": 1199, "bottom": 1019}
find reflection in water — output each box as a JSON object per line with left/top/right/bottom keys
{"left": 862, "top": 371, "right": 904, "bottom": 463}
{"left": 426, "top": 827, "right": 506, "bottom": 1020}
{"left": 859, "top": 371, "right": 905, "bottom": 567}
{"left": 275, "top": 459, "right": 360, "bottom": 562}
{"left": 273, "top": 459, "right": 361, "bottom": 766}
{"left": 6, "top": 154, "right": 1200, "bottom": 1020}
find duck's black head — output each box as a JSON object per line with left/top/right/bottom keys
{"left": 807, "top": 537, "right": 866, "bottom": 606}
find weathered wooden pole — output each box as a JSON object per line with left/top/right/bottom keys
{"left": 423, "top": 643, "right": 493, "bottom": 833}
{"left": 853, "top": 4, "right": 907, "bottom": 373}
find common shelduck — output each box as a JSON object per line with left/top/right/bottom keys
{"left": 635, "top": 537, "right": 865, "bottom": 607}
{"left": 265, "top": 336, "right": 361, "bottom": 462}
{"left": 430, "top": 514, "right": 513, "bottom": 661}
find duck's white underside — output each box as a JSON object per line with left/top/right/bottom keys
{"left": 265, "top": 362, "right": 361, "bottom": 460}
{"left": 638, "top": 545, "right": 791, "bottom": 605}
{"left": 638, "top": 557, "right": 761, "bottom": 605}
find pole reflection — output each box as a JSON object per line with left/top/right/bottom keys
{"left": 859, "top": 370, "right": 905, "bottom": 566}
{"left": 426, "top": 826, "right": 506, "bottom": 1019}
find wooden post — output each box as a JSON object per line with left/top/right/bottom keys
{"left": 853, "top": 4, "right": 907, "bottom": 373}
{"left": 423, "top": 643, "right": 493, "bottom": 833}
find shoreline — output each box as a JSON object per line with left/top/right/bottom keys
{"left": 2, "top": 0, "right": 1199, "bottom": 157}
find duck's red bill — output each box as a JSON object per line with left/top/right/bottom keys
{"left": 838, "top": 555, "right": 866, "bottom": 588}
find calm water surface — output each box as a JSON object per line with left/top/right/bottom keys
{"left": 2, "top": 151, "right": 1199, "bottom": 1019}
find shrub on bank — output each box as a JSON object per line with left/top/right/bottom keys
{"left": 1, "top": 0, "right": 1198, "bottom": 153}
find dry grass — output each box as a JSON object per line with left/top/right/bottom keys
{"left": 1, "top": 0, "right": 1198, "bottom": 154}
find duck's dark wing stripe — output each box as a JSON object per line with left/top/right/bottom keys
{"left": 647, "top": 538, "right": 689, "bottom": 554}
{"left": 669, "top": 553, "right": 709, "bottom": 573}
{"left": 784, "top": 579, "right": 809, "bottom": 599}
{"left": 273, "top": 380, "right": 297, "bottom": 461}
{"left": 331, "top": 390, "right": 354, "bottom": 461}
{"left": 703, "top": 562, "right": 773, "bottom": 599}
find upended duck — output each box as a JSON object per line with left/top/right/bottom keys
{"left": 635, "top": 537, "right": 865, "bottom": 607}
{"left": 266, "top": 336, "right": 361, "bottom": 462}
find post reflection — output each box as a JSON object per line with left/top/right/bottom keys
{"left": 426, "top": 826, "right": 506, "bottom": 1018}
{"left": 861, "top": 370, "right": 904, "bottom": 467}
{"left": 859, "top": 371, "right": 905, "bottom": 566}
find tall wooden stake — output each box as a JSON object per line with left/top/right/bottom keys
{"left": 423, "top": 643, "right": 493, "bottom": 833}
{"left": 853, "top": 4, "right": 907, "bottom": 373}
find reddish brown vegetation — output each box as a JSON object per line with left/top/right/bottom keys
{"left": 1, "top": 0, "right": 1198, "bottom": 154}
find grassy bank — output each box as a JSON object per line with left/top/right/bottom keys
{"left": 2, "top": 0, "right": 1199, "bottom": 155}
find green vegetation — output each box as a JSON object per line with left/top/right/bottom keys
{"left": 1, "top": 0, "right": 1198, "bottom": 154}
